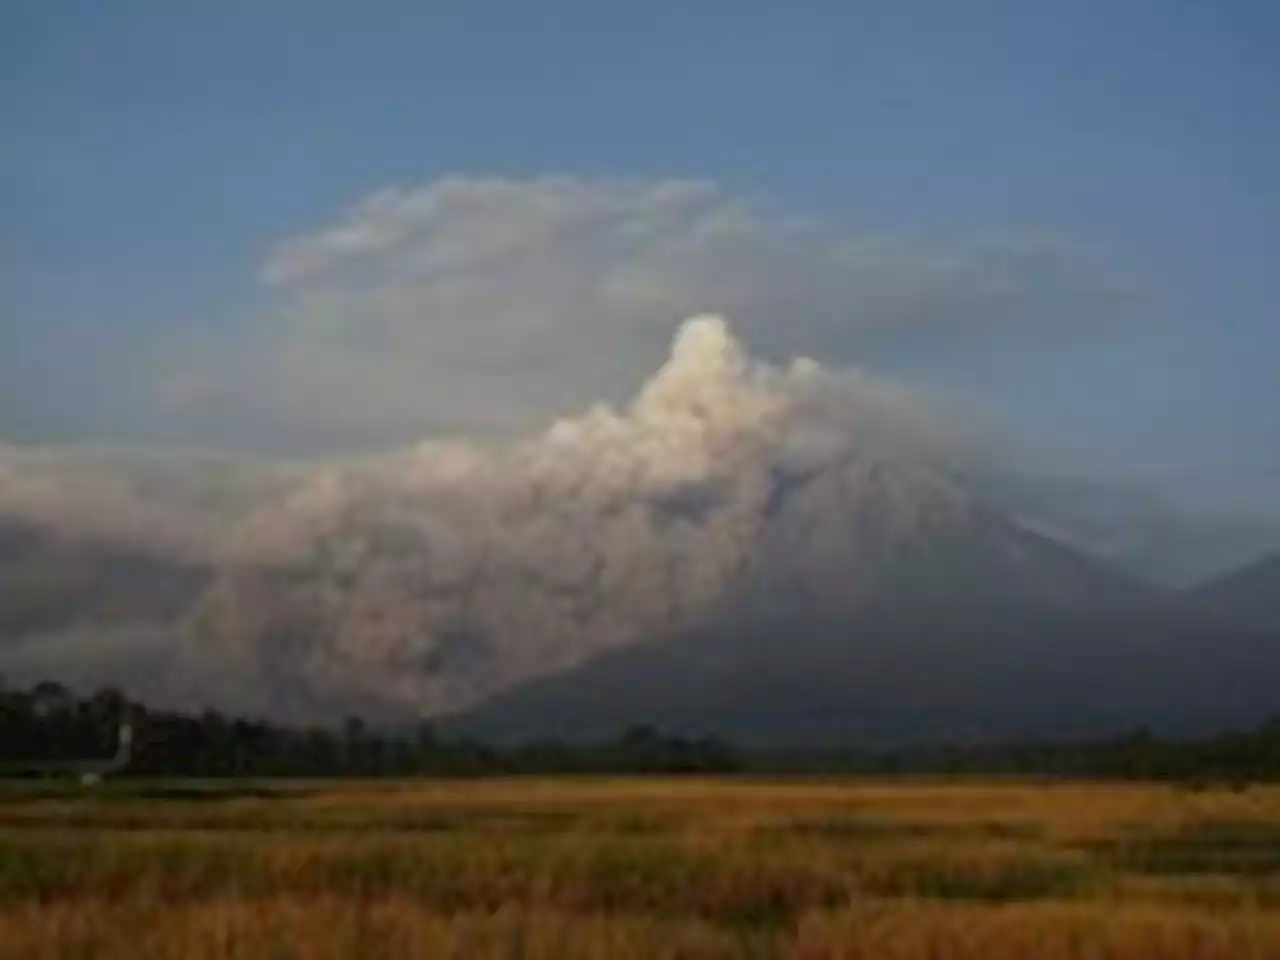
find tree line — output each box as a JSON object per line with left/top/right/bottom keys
{"left": 2, "top": 678, "right": 1278, "bottom": 781}
{"left": 0, "top": 680, "right": 739, "bottom": 777}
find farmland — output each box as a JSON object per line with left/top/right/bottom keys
{"left": 1, "top": 778, "right": 1278, "bottom": 958}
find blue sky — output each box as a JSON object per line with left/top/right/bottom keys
{"left": 3, "top": 1, "right": 1278, "bottom": 510}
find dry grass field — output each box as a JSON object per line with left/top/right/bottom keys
{"left": 0, "top": 778, "right": 1278, "bottom": 958}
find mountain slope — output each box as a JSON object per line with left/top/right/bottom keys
{"left": 451, "top": 595, "right": 1278, "bottom": 746}
{"left": 982, "top": 474, "right": 1280, "bottom": 587}
{"left": 1190, "top": 553, "right": 1280, "bottom": 625}
{"left": 449, "top": 475, "right": 1244, "bottom": 746}
{"left": 451, "top": 471, "right": 1272, "bottom": 746}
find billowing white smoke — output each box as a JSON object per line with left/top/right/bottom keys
{"left": 190, "top": 316, "right": 991, "bottom": 717}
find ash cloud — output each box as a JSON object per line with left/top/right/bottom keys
{"left": 3, "top": 312, "right": 994, "bottom": 717}
{"left": 0, "top": 175, "right": 1240, "bottom": 717}
{"left": 162, "top": 175, "right": 1106, "bottom": 453}
{"left": 5, "top": 313, "right": 1272, "bottom": 719}
{"left": 189, "top": 315, "right": 993, "bottom": 718}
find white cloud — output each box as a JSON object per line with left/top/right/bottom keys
{"left": 165, "top": 175, "right": 1107, "bottom": 452}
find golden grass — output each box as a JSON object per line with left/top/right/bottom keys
{"left": 0, "top": 778, "right": 1278, "bottom": 958}
{"left": 4, "top": 898, "right": 1278, "bottom": 960}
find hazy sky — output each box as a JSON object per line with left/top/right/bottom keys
{"left": 3, "top": 1, "right": 1278, "bottom": 510}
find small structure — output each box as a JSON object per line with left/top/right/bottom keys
{"left": 2, "top": 721, "right": 133, "bottom": 785}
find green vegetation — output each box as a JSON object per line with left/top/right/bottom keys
{"left": 6, "top": 679, "right": 1280, "bottom": 781}
{"left": 0, "top": 680, "right": 739, "bottom": 777}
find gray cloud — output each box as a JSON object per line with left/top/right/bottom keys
{"left": 163, "top": 175, "right": 1108, "bottom": 452}
{"left": 0, "top": 443, "right": 298, "bottom": 562}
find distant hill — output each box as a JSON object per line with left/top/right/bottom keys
{"left": 980, "top": 474, "right": 1280, "bottom": 587}
{"left": 1189, "top": 553, "right": 1280, "bottom": 626}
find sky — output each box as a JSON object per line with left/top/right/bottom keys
{"left": 3, "top": 0, "right": 1279, "bottom": 512}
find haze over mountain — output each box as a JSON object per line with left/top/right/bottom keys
{"left": 1, "top": 317, "right": 1275, "bottom": 739}
{"left": 982, "top": 475, "right": 1280, "bottom": 587}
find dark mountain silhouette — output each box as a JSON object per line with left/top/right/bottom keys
{"left": 450, "top": 596, "right": 1278, "bottom": 747}
{"left": 450, "top": 496, "right": 1275, "bottom": 747}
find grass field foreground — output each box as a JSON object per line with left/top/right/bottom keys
{"left": 0, "top": 778, "right": 1278, "bottom": 958}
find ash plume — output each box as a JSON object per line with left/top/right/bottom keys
{"left": 2, "top": 313, "right": 1259, "bottom": 722}
{"left": 188, "top": 315, "right": 994, "bottom": 718}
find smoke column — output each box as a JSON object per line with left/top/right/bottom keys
{"left": 187, "top": 315, "right": 988, "bottom": 717}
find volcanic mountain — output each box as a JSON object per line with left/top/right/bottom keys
{"left": 449, "top": 463, "right": 1279, "bottom": 746}
{"left": 180, "top": 317, "right": 1153, "bottom": 723}
{"left": 1, "top": 317, "right": 1275, "bottom": 738}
